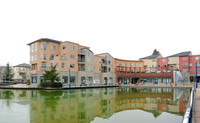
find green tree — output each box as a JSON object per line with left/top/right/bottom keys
{"left": 43, "top": 65, "right": 60, "bottom": 83}
{"left": 2, "top": 63, "right": 14, "bottom": 81}
{"left": 152, "top": 49, "right": 160, "bottom": 55}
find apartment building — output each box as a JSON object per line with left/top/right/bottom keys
{"left": 27, "top": 38, "right": 115, "bottom": 86}
{"left": 12, "top": 63, "right": 31, "bottom": 83}
{"left": 95, "top": 53, "right": 115, "bottom": 85}
{"left": 140, "top": 54, "right": 162, "bottom": 72}
{"left": 113, "top": 58, "right": 145, "bottom": 84}
{"left": 157, "top": 51, "right": 200, "bottom": 82}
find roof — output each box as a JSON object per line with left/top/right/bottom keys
{"left": 140, "top": 54, "right": 161, "bottom": 59}
{"left": 14, "top": 63, "right": 31, "bottom": 68}
{"left": 168, "top": 51, "right": 191, "bottom": 57}
{"left": 114, "top": 58, "right": 142, "bottom": 62}
{"left": 27, "top": 38, "right": 62, "bottom": 45}
{"left": 95, "top": 53, "right": 114, "bottom": 58}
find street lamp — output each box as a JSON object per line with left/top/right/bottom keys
{"left": 196, "top": 60, "right": 200, "bottom": 88}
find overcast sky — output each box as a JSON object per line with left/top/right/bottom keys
{"left": 0, "top": 0, "right": 199, "bottom": 66}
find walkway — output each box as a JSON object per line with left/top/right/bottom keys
{"left": 195, "top": 88, "right": 200, "bottom": 123}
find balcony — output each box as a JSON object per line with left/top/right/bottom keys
{"left": 78, "top": 60, "right": 85, "bottom": 64}
{"left": 78, "top": 50, "right": 86, "bottom": 55}
{"left": 30, "top": 70, "right": 37, "bottom": 75}
{"left": 17, "top": 70, "right": 26, "bottom": 73}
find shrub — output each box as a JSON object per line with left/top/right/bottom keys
{"left": 52, "top": 82, "right": 62, "bottom": 88}
{"left": 40, "top": 82, "right": 62, "bottom": 88}
{"left": 40, "top": 82, "right": 52, "bottom": 87}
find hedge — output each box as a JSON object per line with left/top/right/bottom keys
{"left": 40, "top": 82, "right": 62, "bottom": 88}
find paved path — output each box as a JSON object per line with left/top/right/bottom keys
{"left": 195, "top": 88, "right": 200, "bottom": 123}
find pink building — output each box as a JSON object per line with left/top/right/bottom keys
{"left": 179, "top": 55, "right": 200, "bottom": 81}
{"left": 157, "top": 57, "right": 168, "bottom": 71}
{"left": 157, "top": 51, "right": 200, "bottom": 82}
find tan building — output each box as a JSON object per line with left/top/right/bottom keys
{"left": 27, "top": 38, "right": 116, "bottom": 86}
{"left": 139, "top": 54, "right": 162, "bottom": 72}
{"left": 12, "top": 63, "right": 31, "bottom": 83}
{"left": 95, "top": 53, "right": 116, "bottom": 85}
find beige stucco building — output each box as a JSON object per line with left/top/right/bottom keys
{"left": 12, "top": 63, "right": 31, "bottom": 83}
{"left": 139, "top": 54, "right": 162, "bottom": 72}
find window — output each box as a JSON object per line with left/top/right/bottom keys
{"left": 130, "top": 63, "right": 133, "bottom": 67}
{"left": 183, "top": 63, "right": 188, "bottom": 67}
{"left": 35, "top": 54, "right": 37, "bottom": 61}
{"left": 41, "top": 42, "right": 43, "bottom": 50}
{"left": 44, "top": 54, "right": 46, "bottom": 60}
{"left": 62, "top": 63, "right": 65, "bottom": 68}
{"left": 135, "top": 63, "right": 138, "bottom": 67}
{"left": 50, "top": 54, "right": 54, "bottom": 60}
{"left": 50, "top": 45, "right": 56, "bottom": 49}
{"left": 163, "top": 59, "right": 166, "bottom": 62}
{"left": 56, "top": 63, "right": 58, "bottom": 67}
{"left": 70, "top": 45, "right": 75, "bottom": 50}
{"left": 108, "top": 68, "right": 111, "bottom": 72}
{"left": 196, "top": 57, "right": 200, "bottom": 60}
{"left": 125, "top": 63, "right": 128, "bottom": 67}
{"left": 44, "top": 42, "right": 46, "bottom": 50}
{"left": 87, "top": 52, "right": 90, "bottom": 56}
{"left": 32, "top": 55, "right": 34, "bottom": 61}
{"left": 50, "top": 63, "right": 53, "bottom": 68}
{"left": 31, "top": 44, "right": 34, "bottom": 52}
{"left": 70, "top": 55, "right": 74, "bottom": 59}
{"left": 168, "top": 58, "right": 171, "bottom": 62}
{"left": 152, "top": 60, "right": 156, "bottom": 62}
{"left": 99, "top": 59, "right": 101, "bottom": 64}
{"left": 62, "top": 45, "right": 66, "bottom": 49}
{"left": 183, "top": 69, "right": 188, "bottom": 72}
{"left": 70, "top": 64, "right": 75, "bottom": 68}
{"left": 183, "top": 57, "right": 188, "bottom": 60}
{"left": 41, "top": 63, "right": 47, "bottom": 68}
{"left": 190, "top": 63, "right": 192, "bottom": 66}
{"left": 41, "top": 53, "right": 43, "bottom": 60}
{"left": 197, "top": 63, "right": 200, "bottom": 67}
{"left": 35, "top": 43, "right": 37, "bottom": 51}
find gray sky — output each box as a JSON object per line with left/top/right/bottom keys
{"left": 0, "top": 0, "right": 199, "bottom": 66}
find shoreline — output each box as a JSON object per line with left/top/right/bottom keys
{"left": 0, "top": 83, "right": 193, "bottom": 90}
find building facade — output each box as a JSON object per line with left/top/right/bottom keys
{"left": 157, "top": 51, "right": 200, "bottom": 82}
{"left": 140, "top": 54, "right": 162, "bottom": 72}
{"left": 28, "top": 38, "right": 116, "bottom": 86}
{"left": 12, "top": 63, "right": 31, "bottom": 83}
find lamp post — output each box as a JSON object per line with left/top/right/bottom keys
{"left": 68, "top": 68, "right": 71, "bottom": 88}
{"left": 196, "top": 60, "right": 200, "bottom": 88}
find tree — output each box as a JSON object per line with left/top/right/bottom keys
{"left": 2, "top": 63, "right": 14, "bottom": 81}
{"left": 152, "top": 49, "right": 160, "bottom": 55}
{"left": 43, "top": 65, "right": 60, "bottom": 83}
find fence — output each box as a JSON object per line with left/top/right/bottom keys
{"left": 182, "top": 86, "right": 195, "bottom": 123}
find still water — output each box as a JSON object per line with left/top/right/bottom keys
{"left": 0, "top": 87, "right": 190, "bottom": 123}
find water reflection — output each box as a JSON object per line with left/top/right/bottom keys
{"left": 0, "top": 87, "right": 190, "bottom": 123}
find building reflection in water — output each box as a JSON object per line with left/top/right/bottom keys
{"left": 0, "top": 87, "right": 190, "bottom": 123}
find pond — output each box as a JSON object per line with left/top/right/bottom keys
{"left": 0, "top": 87, "right": 190, "bottom": 123}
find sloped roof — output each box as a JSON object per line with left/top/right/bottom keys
{"left": 27, "top": 38, "right": 62, "bottom": 45}
{"left": 168, "top": 51, "right": 191, "bottom": 57}
{"left": 140, "top": 54, "right": 161, "bottom": 59}
{"left": 95, "top": 53, "right": 114, "bottom": 58}
{"left": 14, "top": 63, "right": 31, "bottom": 68}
